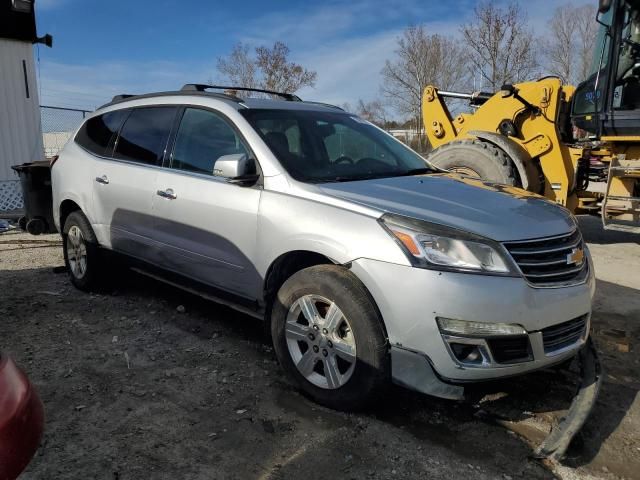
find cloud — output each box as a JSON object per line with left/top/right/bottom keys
{"left": 37, "top": 59, "right": 213, "bottom": 110}
{"left": 295, "top": 31, "right": 401, "bottom": 106}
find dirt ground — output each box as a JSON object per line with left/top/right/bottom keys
{"left": 0, "top": 215, "right": 638, "bottom": 480}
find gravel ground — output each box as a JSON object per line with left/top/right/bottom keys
{"left": 0, "top": 215, "right": 638, "bottom": 480}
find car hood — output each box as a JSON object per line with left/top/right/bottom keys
{"left": 318, "top": 173, "right": 575, "bottom": 241}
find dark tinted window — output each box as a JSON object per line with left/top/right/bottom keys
{"left": 114, "top": 107, "right": 177, "bottom": 165}
{"left": 75, "top": 110, "right": 127, "bottom": 156}
{"left": 171, "top": 108, "right": 248, "bottom": 175}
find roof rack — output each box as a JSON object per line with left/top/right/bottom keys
{"left": 181, "top": 84, "right": 302, "bottom": 102}
{"left": 111, "top": 94, "right": 135, "bottom": 102}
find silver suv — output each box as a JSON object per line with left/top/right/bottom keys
{"left": 52, "top": 84, "right": 594, "bottom": 410}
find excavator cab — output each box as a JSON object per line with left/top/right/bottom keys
{"left": 572, "top": 0, "right": 640, "bottom": 230}
{"left": 573, "top": 0, "right": 640, "bottom": 135}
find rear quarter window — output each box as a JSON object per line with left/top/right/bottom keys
{"left": 75, "top": 110, "right": 128, "bottom": 156}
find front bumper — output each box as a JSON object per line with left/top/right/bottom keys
{"left": 350, "top": 253, "right": 595, "bottom": 386}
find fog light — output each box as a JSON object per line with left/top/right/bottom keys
{"left": 451, "top": 343, "right": 482, "bottom": 364}
{"left": 437, "top": 317, "right": 527, "bottom": 337}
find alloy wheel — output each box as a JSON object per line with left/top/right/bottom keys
{"left": 285, "top": 294, "right": 357, "bottom": 389}
{"left": 66, "top": 225, "right": 88, "bottom": 279}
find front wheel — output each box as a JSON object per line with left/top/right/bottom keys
{"left": 271, "top": 265, "right": 389, "bottom": 411}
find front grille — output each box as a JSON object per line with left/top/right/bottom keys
{"left": 503, "top": 230, "right": 588, "bottom": 286}
{"left": 487, "top": 336, "right": 532, "bottom": 364}
{"left": 541, "top": 315, "right": 587, "bottom": 354}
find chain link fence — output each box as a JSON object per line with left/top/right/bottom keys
{"left": 0, "top": 106, "right": 91, "bottom": 214}
{"left": 41, "top": 105, "right": 90, "bottom": 158}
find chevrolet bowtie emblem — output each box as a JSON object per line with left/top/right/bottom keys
{"left": 567, "top": 247, "right": 585, "bottom": 265}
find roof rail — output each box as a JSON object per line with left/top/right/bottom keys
{"left": 97, "top": 89, "right": 245, "bottom": 110}
{"left": 111, "top": 94, "right": 135, "bottom": 102}
{"left": 181, "top": 84, "right": 302, "bottom": 102}
{"left": 303, "top": 101, "right": 345, "bottom": 111}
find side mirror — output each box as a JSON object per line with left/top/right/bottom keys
{"left": 598, "top": 0, "right": 612, "bottom": 13}
{"left": 213, "top": 153, "right": 259, "bottom": 185}
{"left": 213, "top": 153, "right": 249, "bottom": 178}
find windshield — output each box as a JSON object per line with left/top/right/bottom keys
{"left": 587, "top": 8, "right": 614, "bottom": 78}
{"left": 240, "top": 109, "right": 434, "bottom": 183}
{"left": 573, "top": 7, "right": 613, "bottom": 116}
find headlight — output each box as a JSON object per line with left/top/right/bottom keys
{"left": 379, "top": 214, "right": 516, "bottom": 275}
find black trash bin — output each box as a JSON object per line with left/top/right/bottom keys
{"left": 11, "top": 161, "right": 57, "bottom": 235}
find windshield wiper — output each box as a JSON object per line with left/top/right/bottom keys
{"left": 327, "top": 172, "right": 400, "bottom": 182}
{"left": 313, "top": 168, "right": 436, "bottom": 183}
{"left": 397, "top": 167, "right": 437, "bottom": 176}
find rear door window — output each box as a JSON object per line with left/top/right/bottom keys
{"left": 75, "top": 110, "right": 127, "bottom": 156}
{"left": 170, "top": 108, "right": 248, "bottom": 175}
{"left": 114, "top": 107, "right": 177, "bottom": 166}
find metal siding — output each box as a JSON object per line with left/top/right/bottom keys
{"left": 0, "top": 38, "right": 44, "bottom": 183}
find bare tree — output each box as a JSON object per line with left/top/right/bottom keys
{"left": 542, "top": 5, "right": 574, "bottom": 83}
{"left": 575, "top": 4, "right": 598, "bottom": 83}
{"left": 462, "top": 1, "right": 537, "bottom": 91}
{"left": 381, "top": 26, "right": 469, "bottom": 136}
{"left": 255, "top": 42, "right": 317, "bottom": 93}
{"left": 216, "top": 41, "right": 316, "bottom": 95}
{"left": 355, "top": 99, "right": 388, "bottom": 127}
{"left": 216, "top": 43, "right": 257, "bottom": 90}
{"left": 541, "top": 3, "right": 597, "bottom": 85}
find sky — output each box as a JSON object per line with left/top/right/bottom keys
{"left": 34, "top": 0, "right": 572, "bottom": 113}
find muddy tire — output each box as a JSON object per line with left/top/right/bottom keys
{"left": 427, "top": 139, "right": 520, "bottom": 186}
{"left": 271, "top": 265, "right": 389, "bottom": 411}
{"left": 62, "top": 211, "right": 102, "bottom": 291}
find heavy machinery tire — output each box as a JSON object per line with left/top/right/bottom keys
{"left": 271, "top": 265, "right": 389, "bottom": 411}
{"left": 426, "top": 139, "right": 520, "bottom": 186}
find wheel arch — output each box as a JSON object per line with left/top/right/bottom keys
{"left": 468, "top": 130, "right": 542, "bottom": 193}
{"left": 59, "top": 199, "right": 82, "bottom": 231}
{"left": 263, "top": 251, "right": 334, "bottom": 309}
{"left": 262, "top": 250, "right": 389, "bottom": 342}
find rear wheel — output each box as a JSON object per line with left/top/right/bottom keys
{"left": 271, "top": 265, "right": 389, "bottom": 411}
{"left": 427, "top": 139, "right": 519, "bottom": 186}
{"left": 62, "top": 211, "right": 102, "bottom": 291}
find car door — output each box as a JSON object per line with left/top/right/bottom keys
{"left": 92, "top": 106, "right": 178, "bottom": 262}
{"left": 152, "top": 107, "right": 262, "bottom": 300}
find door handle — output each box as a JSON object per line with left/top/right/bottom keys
{"left": 156, "top": 188, "right": 177, "bottom": 200}
{"left": 95, "top": 175, "right": 109, "bottom": 185}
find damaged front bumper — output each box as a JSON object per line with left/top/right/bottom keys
{"left": 390, "top": 339, "right": 602, "bottom": 461}
{"left": 534, "top": 338, "right": 602, "bottom": 460}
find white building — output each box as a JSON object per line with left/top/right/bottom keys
{"left": 0, "top": 0, "right": 50, "bottom": 212}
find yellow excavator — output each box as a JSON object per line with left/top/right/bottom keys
{"left": 423, "top": 0, "right": 640, "bottom": 232}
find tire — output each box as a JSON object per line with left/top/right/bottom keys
{"left": 271, "top": 265, "right": 389, "bottom": 411}
{"left": 26, "top": 218, "right": 45, "bottom": 236}
{"left": 427, "top": 139, "right": 520, "bottom": 186}
{"left": 62, "top": 211, "right": 102, "bottom": 291}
